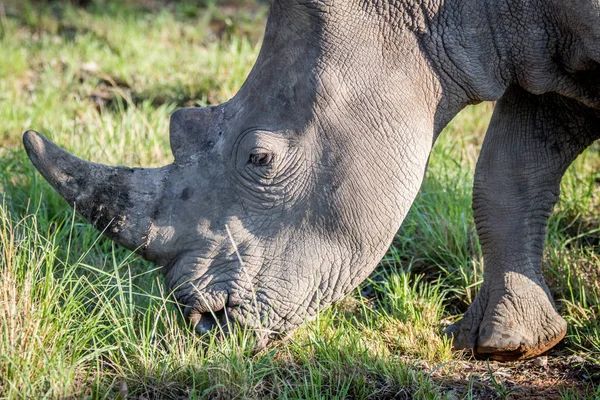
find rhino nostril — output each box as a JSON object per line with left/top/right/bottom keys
{"left": 195, "top": 309, "right": 226, "bottom": 335}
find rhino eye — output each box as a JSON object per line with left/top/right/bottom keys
{"left": 249, "top": 152, "right": 273, "bottom": 166}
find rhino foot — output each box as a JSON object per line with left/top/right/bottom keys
{"left": 445, "top": 275, "right": 567, "bottom": 361}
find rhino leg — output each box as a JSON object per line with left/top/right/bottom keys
{"left": 446, "top": 85, "right": 600, "bottom": 360}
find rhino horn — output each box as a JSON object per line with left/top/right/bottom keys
{"left": 23, "top": 130, "right": 166, "bottom": 255}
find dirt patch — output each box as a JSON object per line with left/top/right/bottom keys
{"left": 420, "top": 353, "right": 599, "bottom": 399}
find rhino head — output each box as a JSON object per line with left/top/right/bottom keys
{"left": 23, "top": 0, "right": 441, "bottom": 343}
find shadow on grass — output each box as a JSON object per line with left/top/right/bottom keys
{"left": 91, "top": 335, "right": 600, "bottom": 399}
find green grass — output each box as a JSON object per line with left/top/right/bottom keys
{"left": 1, "top": 1, "right": 600, "bottom": 398}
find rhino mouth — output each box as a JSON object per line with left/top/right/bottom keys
{"left": 185, "top": 295, "right": 278, "bottom": 349}
{"left": 188, "top": 305, "right": 230, "bottom": 336}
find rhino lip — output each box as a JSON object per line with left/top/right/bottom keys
{"left": 190, "top": 293, "right": 240, "bottom": 335}
{"left": 195, "top": 308, "right": 229, "bottom": 335}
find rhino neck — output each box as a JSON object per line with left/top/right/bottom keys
{"left": 301, "top": 5, "right": 441, "bottom": 287}
{"left": 373, "top": 0, "right": 600, "bottom": 127}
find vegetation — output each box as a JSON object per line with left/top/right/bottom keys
{"left": 1, "top": 1, "right": 599, "bottom": 398}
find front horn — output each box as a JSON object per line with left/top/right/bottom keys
{"left": 23, "top": 130, "right": 166, "bottom": 255}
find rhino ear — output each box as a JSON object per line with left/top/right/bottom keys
{"left": 169, "top": 106, "right": 224, "bottom": 164}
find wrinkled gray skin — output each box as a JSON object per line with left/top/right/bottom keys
{"left": 24, "top": 0, "right": 600, "bottom": 360}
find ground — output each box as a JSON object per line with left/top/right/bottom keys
{"left": 1, "top": 0, "right": 600, "bottom": 398}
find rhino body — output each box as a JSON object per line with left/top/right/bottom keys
{"left": 24, "top": 0, "right": 600, "bottom": 360}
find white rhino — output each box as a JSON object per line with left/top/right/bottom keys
{"left": 24, "top": 0, "right": 600, "bottom": 360}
